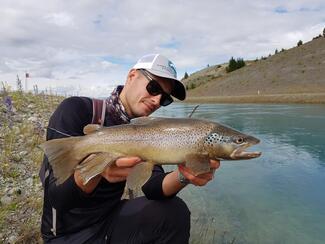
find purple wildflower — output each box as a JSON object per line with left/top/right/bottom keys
{"left": 4, "top": 96, "right": 13, "bottom": 113}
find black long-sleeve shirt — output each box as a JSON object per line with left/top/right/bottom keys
{"left": 41, "top": 96, "right": 171, "bottom": 241}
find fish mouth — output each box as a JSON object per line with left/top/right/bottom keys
{"left": 230, "top": 144, "right": 262, "bottom": 160}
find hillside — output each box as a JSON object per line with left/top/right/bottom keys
{"left": 183, "top": 37, "right": 325, "bottom": 103}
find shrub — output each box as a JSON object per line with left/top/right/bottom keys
{"left": 190, "top": 83, "right": 196, "bottom": 89}
{"left": 313, "top": 34, "right": 322, "bottom": 40}
{"left": 226, "top": 57, "right": 246, "bottom": 73}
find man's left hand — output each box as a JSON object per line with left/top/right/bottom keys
{"left": 178, "top": 160, "right": 220, "bottom": 186}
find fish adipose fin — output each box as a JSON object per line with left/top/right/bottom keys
{"left": 40, "top": 137, "right": 83, "bottom": 185}
{"left": 83, "top": 124, "right": 102, "bottom": 135}
{"left": 76, "top": 152, "right": 120, "bottom": 185}
{"left": 126, "top": 162, "right": 154, "bottom": 198}
{"left": 185, "top": 153, "right": 211, "bottom": 176}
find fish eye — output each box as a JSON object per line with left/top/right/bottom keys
{"left": 235, "top": 137, "right": 245, "bottom": 144}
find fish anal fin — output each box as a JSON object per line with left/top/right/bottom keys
{"left": 83, "top": 124, "right": 102, "bottom": 135}
{"left": 185, "top": 153, "right": 211, "bottom": 176}
{"left": 76, "top": 152, "right": 120, "bottom": 185}
{"left": 126, "top": 162, "right": 154, "bottom": 198}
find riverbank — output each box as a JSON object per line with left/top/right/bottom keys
{"left": 0, "top": 91, "right": 63, "bottom": 243}
{"left": 184, "top": 93, "right": 325, "bottom": 104}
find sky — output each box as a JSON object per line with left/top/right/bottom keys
{"left": 1, "top": 0, "right": 324, "bottom": 97}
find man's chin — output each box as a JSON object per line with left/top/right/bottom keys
{"left": 133, "top": 108, "right": 152, "bottom": 118}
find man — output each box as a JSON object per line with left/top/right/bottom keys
{"left": 41, "top": 54, "right": 220, "bottom": 243}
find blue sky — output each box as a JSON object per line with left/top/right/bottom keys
{"left": 0, "top": 0, "right": 324, "bottom": 97}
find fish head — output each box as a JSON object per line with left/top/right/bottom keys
{"left": 203, "top": 125, "right": 261, "bottom": 160}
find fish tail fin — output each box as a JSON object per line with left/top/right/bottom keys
{"left": 40, "top": 137, "right": 82, "bottom": 185}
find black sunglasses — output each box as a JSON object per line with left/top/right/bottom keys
{"left": 139, "top": 69, "right": 173, "bottom": 106}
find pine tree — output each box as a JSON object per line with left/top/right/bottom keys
{"left": 236, "top": 58, "right": 245, "bottom": 69}
{"left": 226, "top": 57, "right": 245, "bottom": 72}
{"left": 297, "top": 40, "right": 303, "bottom": 46}
{"left": 226, "top": 57, "right": 237, "bottom": 72}
{"left": 183, "top": 72, "right": 189, "bottom": 79}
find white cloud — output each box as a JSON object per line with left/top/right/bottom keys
{"left": 0, "top": 0, "right": 324, "bottom": 96}
{"left": 44, "top": 12, "right": 75, "bottom": 28}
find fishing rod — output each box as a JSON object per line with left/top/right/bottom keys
{"left": 45, "top": 126, "right": 72, "bottom": 137}
{"left": 188, "top": 105, "right": 200, "bottom": 118}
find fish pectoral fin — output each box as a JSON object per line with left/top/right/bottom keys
{"left": 76, "top": 152, "right": 119, "bottom": 185}
{"left": 126, "top": 162, "right": 154, "bottom": 197}
{"left": 185, "top": 153, "right": 211, "bottom": 176}
{"left": 83, "top": 124, "right": 102, "bottom": 135}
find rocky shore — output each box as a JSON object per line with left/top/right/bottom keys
{"left": 0, "top": 91, "right": 63, "bottom": 243}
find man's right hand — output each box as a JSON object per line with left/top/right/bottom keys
{"left": 74, "top": 156, "right": 142, "bottom": 193}
{"left": 101, "top": 156, "right": 142, "bottom": 183}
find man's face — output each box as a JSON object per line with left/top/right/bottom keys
{"left": 123, "top": 69, "right": 173, "bottom": 118}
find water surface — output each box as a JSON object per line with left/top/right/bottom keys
{"left": 153, "top": 103, "right": 325, "bottom": 244}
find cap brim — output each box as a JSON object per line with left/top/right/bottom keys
{"left": 171, "top": 80, "right": 186, "bottom": 101}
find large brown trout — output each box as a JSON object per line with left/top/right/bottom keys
{"left": 41, "top": 117, "right": 261, "bottom": 191}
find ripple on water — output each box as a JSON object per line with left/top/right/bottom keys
{"left": 157, "top": 103, "right": 325, "bottom": 244}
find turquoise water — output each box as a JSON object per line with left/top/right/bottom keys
{"left": 153, "top": 103, "right": 325, "bottom": 244}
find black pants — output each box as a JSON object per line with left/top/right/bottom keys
{"left": 46, "top": 196, "right": 190, "bottom": 244}
{"left": 108, "top": 196, "right": 191, "bottom": 244}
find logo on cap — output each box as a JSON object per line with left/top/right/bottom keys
{"left": 168, "top": 61, "right": 177, "bottom": 77}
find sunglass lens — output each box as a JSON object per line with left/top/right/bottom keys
{"left": 160, "top": 94, "right": 173, "bottom": 106}
{"left": 146, "top": 81, "right": 161, "bottom": 96}
{"left": 146, "top": 80, "right": 173, "bottom": 106}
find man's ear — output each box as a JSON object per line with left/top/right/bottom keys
{"left": 126, "top": 69, "right": 138, "bottom": 86}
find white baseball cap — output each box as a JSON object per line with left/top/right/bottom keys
{"left": 133, "top": 54, "right": 186, "bottom": 100}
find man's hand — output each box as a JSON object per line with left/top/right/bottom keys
{"left": 178, "top": 159, "right": 220, "bottom": 186}
{"left": 100, "top": 156, "right": 142, "bottom": 183}
{"left": 75, "top": 156, "right": 141, "bottom": 193}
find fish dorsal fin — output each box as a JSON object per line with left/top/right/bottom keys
{"left": 83, "top": 124, "right": 102, "bottom": 135}
{"left": 130, "top": 117, "right": 163, "bottom": 125}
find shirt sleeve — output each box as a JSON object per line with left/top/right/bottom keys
{"left": 142, "top": 165, "right": 178, "bottom": 200}
{"left": 45, "top": 97, "right": 95, "bottom": 211}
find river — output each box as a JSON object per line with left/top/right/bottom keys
{"left": 153, "top": 103, "right": 325, "bottom": 244}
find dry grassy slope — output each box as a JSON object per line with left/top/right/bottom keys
{"left": 186, "top": 37, "right": 325, "bottom": 97}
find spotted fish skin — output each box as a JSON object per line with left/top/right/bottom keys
{"left": 41, "top": 117, "right": 261, "bottom": 188}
